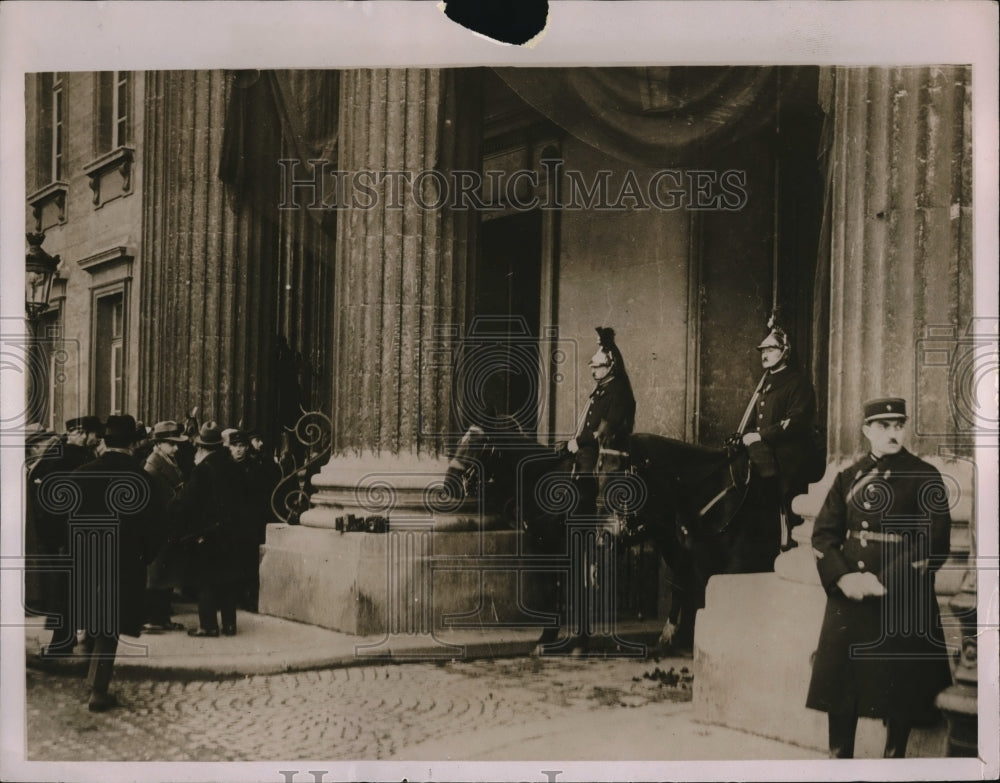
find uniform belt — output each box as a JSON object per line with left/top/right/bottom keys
{"left": 847, "top": 530, "right": 903, "bottom": 544}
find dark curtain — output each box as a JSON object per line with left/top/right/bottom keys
{"left": 217, "top": 70, "right": 339, "bottom": 454}
{"left": 219, "top": 69, "right": 339, "bottom": 229}
{"left": 494, "top": 66, "right": 789, "bottom": 167}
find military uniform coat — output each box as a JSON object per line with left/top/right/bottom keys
{"left": 742, "top": 366, "right": 820, "bottom": 496}
{"left": 575, "top": 374, "right": 635, "bottom": 473}
{"left": 72, "top": 451, "right": 162, "bottom": 638}
{"left": 805, "top": 448, "right": 953, "bottom": 722}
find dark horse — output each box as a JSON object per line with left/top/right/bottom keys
{"left": 596, "top": 433, "right": 753, "bottom": 649}
{"left": 446, "top": 424, "right": 754, "bottom": 651}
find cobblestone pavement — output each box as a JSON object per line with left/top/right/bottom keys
{"left": 24, "top": 655, "right": 711, "bottom": 762}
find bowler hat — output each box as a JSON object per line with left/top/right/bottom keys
{"left": 151, "top": 420, "right": 188, "bottom": 442}
{"left": 66, "top": 416, "right": 103, "bottom": 434}
{"left": 194, "top": 421, "right": 224, "bottom": 447}
{"left": 104, "top": 415, "right": 138, "bottom": 448}
{"left": 863, "top": 397, "right": 907, "bottom": 423}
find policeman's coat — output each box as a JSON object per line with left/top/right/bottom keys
{"left": 805, "top": 448, "right": 953, "bottom": 722}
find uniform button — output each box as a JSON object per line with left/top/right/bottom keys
{"left": 861, "top": 520, "right": 869, "bottom": 529}
{"left": 760, "top": 401, "right": 765, "bottom": 406}
{"left": 863, "top": 501, "right": 872, "bottom": 510}
{"left": 859, "top": 539, "right": 867, "bottom": 548}
{"left": 857, "top": 560, "right": 866, "bottom": 570}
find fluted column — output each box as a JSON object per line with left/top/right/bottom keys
{"left": 303, "top": 68, "right": 479, "bottom": 528}
{"left": 139, "top": 71, "right": 278, "bottom": 428}
{"left": 825, "top": 66, "right": 972, "bottom": 459}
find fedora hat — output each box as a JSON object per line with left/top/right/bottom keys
{"left": 151, "top": 420, "right": 188, "bottom": 442}
{"left": 194, "top": 421, "right": 224, "bottom": 447}
{"left": 66, "top": 416, "right": 104, "bottom": 435}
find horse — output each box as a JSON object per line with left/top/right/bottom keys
{"left": 596, "top": 433, "right": 753, "bottom": 649}
{"left": 445, "top": 423, "right": 753, "bottom": 653}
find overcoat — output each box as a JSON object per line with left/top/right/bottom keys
{"left": 28, "top": 440, "right": 98, "bottom": 622}
{"left": 170, "top": 449, "right": 249, "bottom": 584}
{"left": 70, "top": 451, "right": 162, "bottom": 638}
{"left": 805, "top": 447, "right": 953, "bottom": 722}
{"left": 144, "top": 449, "right": 186, "bottom": 589}
{"left": 29, "top": 441, "right": 96, "bottom": 552}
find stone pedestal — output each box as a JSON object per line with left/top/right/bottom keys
{"left": 258, "top": 525, "right": 545, "bottom": 644}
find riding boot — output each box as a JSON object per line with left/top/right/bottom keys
{"left": 883, "top": 719, "right": 911, "bottom": 758}
{"left": 828, "top": 712, "right": 858, "bottom": 759}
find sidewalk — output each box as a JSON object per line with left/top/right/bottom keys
{"left": 24, "top": 602, "right": 667, "bottom": 679}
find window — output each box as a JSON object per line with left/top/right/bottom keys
{"left": 97, "top": 71, "right": 131, "bottom": 152}
{"left": 36, "top": 72, "right": 65, "bottom": 185}
{"left": 94, "top": 292, "right": 125, "bottom": 419}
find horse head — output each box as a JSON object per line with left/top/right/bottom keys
{"left": 445, "top": 424, "right": 493, "bottom": 500}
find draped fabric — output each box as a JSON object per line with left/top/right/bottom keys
{"left": 494, "top": 66, "right": 788, "bottom": 167}
{"left": 218, "top": 70, "right": 339, "bottom": 227}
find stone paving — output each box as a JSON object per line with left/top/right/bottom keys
{"left": 23, "top": 655, "right": 822, "bottom": 763}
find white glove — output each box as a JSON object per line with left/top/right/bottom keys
{"left": 837, "top": 571, "right": 886, "bottom": 601}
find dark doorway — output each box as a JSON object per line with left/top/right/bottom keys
{"left": 467, "top": 209, "right": 544, "bottom": 436}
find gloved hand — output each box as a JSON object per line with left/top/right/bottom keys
{"left": 837, "top": 571, "right": 886, "bottom": 601}
{"left": 724, "top": 432, "right": 744, "bottom": 454}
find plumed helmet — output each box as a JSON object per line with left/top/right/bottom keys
{"left": 756, "top": 328, "right": 789, "bottom": 352}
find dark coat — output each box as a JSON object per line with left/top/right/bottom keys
{"left": 71, "top": 451, "right": 162, "bottom": 638}
{"left": 576, "top": 374, "right": 635, "bottom": 472}
{"left": 742, "top": 366, "right": 820, "bottom": 496}
{"left": 143, "top": 449, "right": 187, "bottom": 589}
{"left": 170, "top": 449, "right": 249, "bottom": 584}
{"left": 806, "top": 448, "right": 953, "bottom": 722}
{"left": 144, "top": 449, "right": 185, "bottom": 494}
{"left": 29, "top": 440, "right": 96, "bottom": 553}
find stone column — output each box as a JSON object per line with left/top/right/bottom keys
{"left": 261, "top": 70, "right": 519, "bottom": 639}
{"left": 139, "top": 71, "right": 279, "bottom": 430}
{"left": 824, "top": 66, "right": 972, "bottom": 459}
{"left": 302, "top": 68, "right": 479, "bottom": 526}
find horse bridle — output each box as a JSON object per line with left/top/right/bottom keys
{"left": 447, "top": 426, "right": 500, "bottom": 497}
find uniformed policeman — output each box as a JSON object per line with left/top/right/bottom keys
{"left": 736, "top": 325, "right": 820, "bottom": 571}
{"left": 806, "top": 397, "right": 953, "bottom": 758}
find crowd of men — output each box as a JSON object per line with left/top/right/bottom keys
{"left": 26, "top": 414, "right": 281, "bottom": 711}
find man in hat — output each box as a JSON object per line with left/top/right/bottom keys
{"left": 735, "top": 325, "right": 821, "bottom": 572}
{"left": 28, "top": 415, "right": 104, "bottom": 656}
{"left": 806, "top": 398, "right": 953, "bottom": 758}
{"left": 71, "top": 414, "right": 162, "bottom": 711}
{"left": 171, "top": 421, "right": 245, "bottom": 637}
{"left": 141, "top": 421, "right": 190, "bottom": 632}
